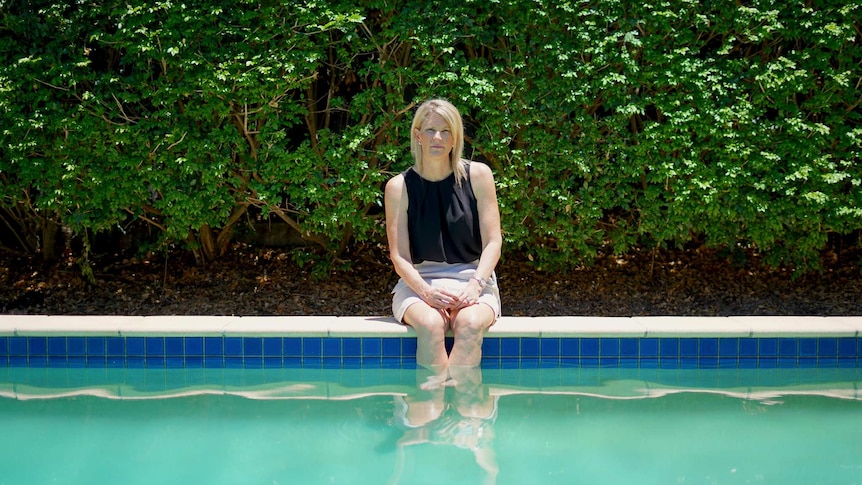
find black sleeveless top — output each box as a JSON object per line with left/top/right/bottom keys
{"left": 404, "top": 164, "right": 483, "bottom": 264}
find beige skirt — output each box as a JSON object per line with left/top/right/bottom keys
{"left": 391, "top": 260, "right": 501, "bottom": 323}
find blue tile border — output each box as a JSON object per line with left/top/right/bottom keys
{"left": 0, "top": 336, "right": 859, "bottom": 369}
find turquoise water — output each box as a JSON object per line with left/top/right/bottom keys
{"left": 1, "top": 367, "right": 860, "bottom": 485}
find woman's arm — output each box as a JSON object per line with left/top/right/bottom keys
{"left": 385, "top": 174, "right": 458, "bottom": 309}
{"left": 470, "top": 161, "right": 502, "bottom": 283}
{"left": 385, "top": 175, "right": 420, "bottom": 288}
{"left": 450, "top": 161, "right": 502, "bottom": 309}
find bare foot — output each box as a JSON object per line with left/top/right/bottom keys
{"left": 419, "top": 373, "right": 450, "bottom": 391}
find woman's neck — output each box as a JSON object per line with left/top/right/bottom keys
{"left": 417, "top": 159, "right": 453, "bottom": 181}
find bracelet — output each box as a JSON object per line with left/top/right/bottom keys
{"left": 470, "top": 275, "right": 487, "bottom": 288}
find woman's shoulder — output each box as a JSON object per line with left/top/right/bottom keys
{"left": 466, "top": 160, "right": 494, "bottom": 180}
{"left": 389, "top": 166, "right": 418, "bottom": 184}
{"left": 385, "top": 171, "right": 406, "bottom": 194}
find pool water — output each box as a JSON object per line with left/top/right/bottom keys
{"left": 1, "top": 367, "right": 860, "bottom": 485}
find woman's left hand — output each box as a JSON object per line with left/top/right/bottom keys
{"left": 450, "top": 280, "right": 484, "bottom": 310}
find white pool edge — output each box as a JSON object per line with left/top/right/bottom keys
{"left": 1, "top": 315, "right": 860, "bottom": 338}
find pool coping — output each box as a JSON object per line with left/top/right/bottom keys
{"left": 1, "top": 315, "right": 861, "bottom": 338}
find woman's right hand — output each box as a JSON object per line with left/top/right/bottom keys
{"left": 421, "top": 286, "right": 460, "bottom": 311}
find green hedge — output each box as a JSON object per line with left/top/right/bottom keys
{"left": 2, "top": 0, "right": 860, "bottom": 272}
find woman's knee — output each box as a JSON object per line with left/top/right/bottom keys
{"left": 452, "top": 308, "right": 493, "bottom": 337}
{"left": 405, "top": 305, "right": 447, "bottom": 336}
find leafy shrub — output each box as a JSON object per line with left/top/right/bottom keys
{"left": 1, "top": 0, "right": 859, "bottom": 274}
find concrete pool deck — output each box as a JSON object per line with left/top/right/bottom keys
{"left": 1, "top": 314, "right": 861, "bottom": 338}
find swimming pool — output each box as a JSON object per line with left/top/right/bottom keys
{"left": 1, "top": 366, "right": 860, "bottom": 484}
{"left": 1, "top": 315, "right": 861, "bottom": 484}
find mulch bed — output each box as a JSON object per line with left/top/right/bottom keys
{"left": 1, "top": 245, "right": 860, "bottom": 317}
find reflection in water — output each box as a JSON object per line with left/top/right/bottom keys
{"left": 388, "top": 365, "right": 499, "bottom": 485}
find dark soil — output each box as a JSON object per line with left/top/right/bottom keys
{"left": 1, "top": 245, "right": 861, "bottom": 317}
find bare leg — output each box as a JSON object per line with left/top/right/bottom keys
{"left": 449, "top": 365, "right": 499, "bottom": 484}
{"left": 403, "top": 302, "right": 450, "bottom": 370}
{"left": 448, "top": 304, "right": 495, "bottom": 367}
{"left": 450, "top": 365, "right": 495, "bottom": 418}
{"left": 401, "top": 366, "right": 447, "bottom": 426}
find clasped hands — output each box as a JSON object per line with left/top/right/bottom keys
{"left": 423, "top": 281, "right": 483, "bottom": 314}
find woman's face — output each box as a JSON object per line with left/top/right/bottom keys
{"left": 415, "top": 112, "right": 454, "bottom": 161}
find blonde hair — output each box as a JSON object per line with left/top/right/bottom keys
{"left": 410, "top": 98, "right": 468, "bottom": 186}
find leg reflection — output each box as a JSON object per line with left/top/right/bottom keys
{"left": 397, "top": 366, "right": 446, "bottom": 428}
{"left": 389, "top": 365, "right": 499, "bottom": 485}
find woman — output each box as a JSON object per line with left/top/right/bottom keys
{"left": 385, "top": 99, "right": 502, "bottom": 374}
